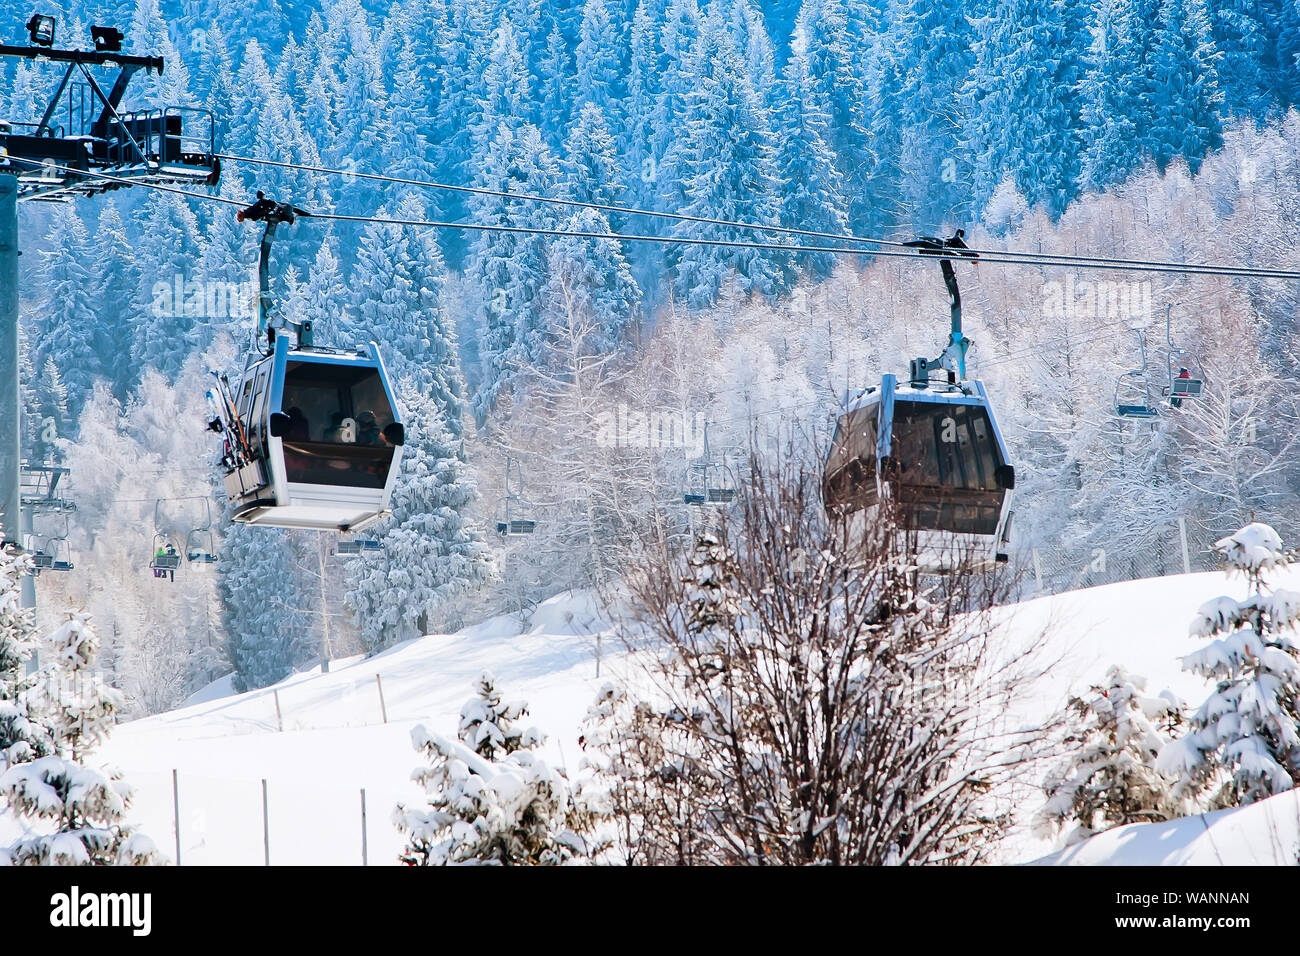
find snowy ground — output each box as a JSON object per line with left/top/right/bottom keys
{"left": 66, "top": 568, "right": 1300, "bottom": 865}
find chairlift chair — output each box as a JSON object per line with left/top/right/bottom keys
{"left": 25, "top": 516, "right": 74, "bottom": 573}
{"left": 183, "top": 497, "right": 219, "bottom": 563}
{"left": 496, "top": 456, "right": 537, "bottom": 536}
{"left": 682, "top": 425, "right": 737, "bottom": 507}
{"left": 1114, "top": 329, "right": 1159, "bottom": 419}
{"left": 149, "top": 532, "right": 182, "bottom": 575}
{"left": 336, "top": 537, "right": 383, "bottom": 556}
{"left": 185, "top": 528, "right": 219, "bottom": 564}
{"left": 1162, "top": 307, "right": 1204, "bottom": 407}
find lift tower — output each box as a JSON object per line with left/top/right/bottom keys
{"left": 0, "top": 16, "right": 218, "bottom": 619}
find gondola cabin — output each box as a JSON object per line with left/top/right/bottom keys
{"left": 823, "top": 374, "right": 1015, "bottom": 571}
{"left": 221, "top": 337, "right": 406, "bottom": 532}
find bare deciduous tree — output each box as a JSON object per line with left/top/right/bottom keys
{"left": 580, "top": 441, "right": 1055, "bottom": 865}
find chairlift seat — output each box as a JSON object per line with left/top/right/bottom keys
{"left": 1117, "top": 404, "right": 1158, "bottom": 419}
{"left": 337, "top": 538, "right": 382, "bottom": 555}
{"left": 1170, "top": 379, "right": 1203, "bottom": 398}
{"left": 683, "top": 492, "right": 706, "bottom": 506}
{"left": 497, "top": 519, "right": 536, "bottom": 536}
{"left": 706, "top": 488, "right": 736, "bottom": 504}
{"left": 150, "top": 553, "right": 182, "bottom": 571}
{"left": 186, "top": 551, "right": 218, "bottom": 564}
{"left": 50, "top": 560, "right": 74, "bottom": 572}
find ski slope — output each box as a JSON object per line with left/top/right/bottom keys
{"left": 83, "top": 568, "right": 1300, "bottom": 866}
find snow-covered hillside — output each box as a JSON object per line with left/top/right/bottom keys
{"left": 86, "top": 569, "right": 1300, "bottom": 866}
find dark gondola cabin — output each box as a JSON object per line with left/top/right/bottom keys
{"left": 824, "top": 374, "right": 1015, "bottom": 570}
{"left": 221, "top": 337, "right": 405, "bottom": 532}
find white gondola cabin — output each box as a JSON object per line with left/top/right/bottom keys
{"left": 823, "top": 374, "right": 1015, "bottom": 571}
{"left": 220, "top": 336, "right": 406, "bottom": 532}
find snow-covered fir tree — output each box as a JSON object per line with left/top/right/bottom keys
{"left": 467, "top": 123, "right": 561, "bottom": 419}
{"left": 219, "top": 523, "right": 308, "bottom": 692}
{"left": 345, "top": 385, "right": 491, "bottom": 650}
{"left": 2, "top": 612, "right": 162, "bottom": 865}
{"left": 393, "top": 673, "right": 585, "bottom": 865}
{"left": 667, "top": 10, "right": 786, "bottom": 307}
{"left": 773, "top": 47, "right": 848, "bottom": 278}
{"left": 32, "top": 205, "right": 99, "bottom": 417}
{"left": 1145, "top": 0, "right": 1224, "bottom": 173}
{"left": 1158, "top": 523, "right": 1300, "bottom": 808}
{"left": 1037, "top": 666, "right": 1182, "bottom": 844}
{"left": 0, "top": 539, "right": 48, "bottom": 773}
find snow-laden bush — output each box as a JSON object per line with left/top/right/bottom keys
{"left": 1, "top": 610, "right": 162, "bottom": 866}
{"left": 581, "top": 446, "right": 1053, "bottom": 865}
{"left": 1036, "top": 666, "right": 1183, "bottom": 843}
{"left": 1157, "top": 523, "right": 1300, "bottom": 809}
{"left": 394, "top": 673, "right": 590, "bottom": 865}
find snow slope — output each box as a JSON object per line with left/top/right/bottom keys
{"left": 73, "top": 568, "right": 1300, "bottom": 865}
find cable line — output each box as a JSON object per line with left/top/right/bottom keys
{"left": 14, "top": 158, "right": 1300, "bottom": 279}
{"left": 214, "top": 151, "right": 1300, "bottom": 280}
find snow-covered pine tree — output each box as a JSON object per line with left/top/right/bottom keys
{"left": 538, "top": 16, "right": 575, "bottom": 145}
{"left": 1078, "top": 0, "right": 1146, "bottom": 193}
{"left": 32, "top": 204, "right": 98, "bottom": 417}
{"left": 340, "top": 194, "right": 449, "bottom": 391}
{"left": 1158, "top": 523, "right": 1300, "bottom": 809}
{"left": 668, "top": 11, "right": 786, "bottom": 307}
{"left": 773, "top": 47, "right": 848, "bottom": 278}
{"left": 34, "top": 357, "right": 72, "bottom": 462}
{"left": 466, "top": 124, "right": 561, "bottom": 420}
{"left": 393, "top": 672, "right": 584, "bottom": 865}
{"left": 1037, "top": 666, "right": 1182, "bottom": 843}
{"left": 885, "top": 0, "right": 976, "bottom": 228}
{"left": 91, "top": 203, "right": 147, "bottom": 402}
{"left": 130, "top": 192, "right": 203, "bottom": 382}
{"left": 2, "top": 612, "right": 162, "bottom": 865}
{"left": 287, "top": 231, "right": 350, "bottom": 347}
{"left": 575, "top": 0, "right": 628, "bottom": 118}
{"left": 344, "top": 384, "right": 491, "bottom": 650}
{"left": 963, "top": 0, "right": 1087, "bottom": 216}
{"left": 219, "top": 522, "right": 308, "bottom": 692}
{"left": 129, "top": 0, "right": 196, "bottom": 110}
{"left": 1145, "top": 0, "right": 1224, "bottom": 174}
{"left": 544, "top": 206, "right": 641, "bottom": 356}
{"left": 381, "top": 31, "right": 440, "bottom": 200}
{"left": 649, "top": 0, "right": 705, "bottom": 215}
{"left": 795, "top": 0, "right": 877, "bottom": 231}
{"left": 473, "top": 21, "right": 534, "bottom": 157}
{"left": 560, "top": 102, "right": 627, "bottom": 211}
{"left": 0, "top": 538, "right": 48, "bottom": 773}
{"left": 1207, "top": 0, "right": 1274, "bottom": 119}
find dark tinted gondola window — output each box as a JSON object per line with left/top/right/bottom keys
{"left": 824, "top": 404, "right": 879, "bottom": 511}
{"left": 279, "top": 361, "right": 397, "bottom": 488}
{"left": 888, "top": 401, "right": 1004, "bottom": 534}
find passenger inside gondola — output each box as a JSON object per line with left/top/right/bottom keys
{"left": 278, "top": 360, "right": 397, "bottom": 487}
